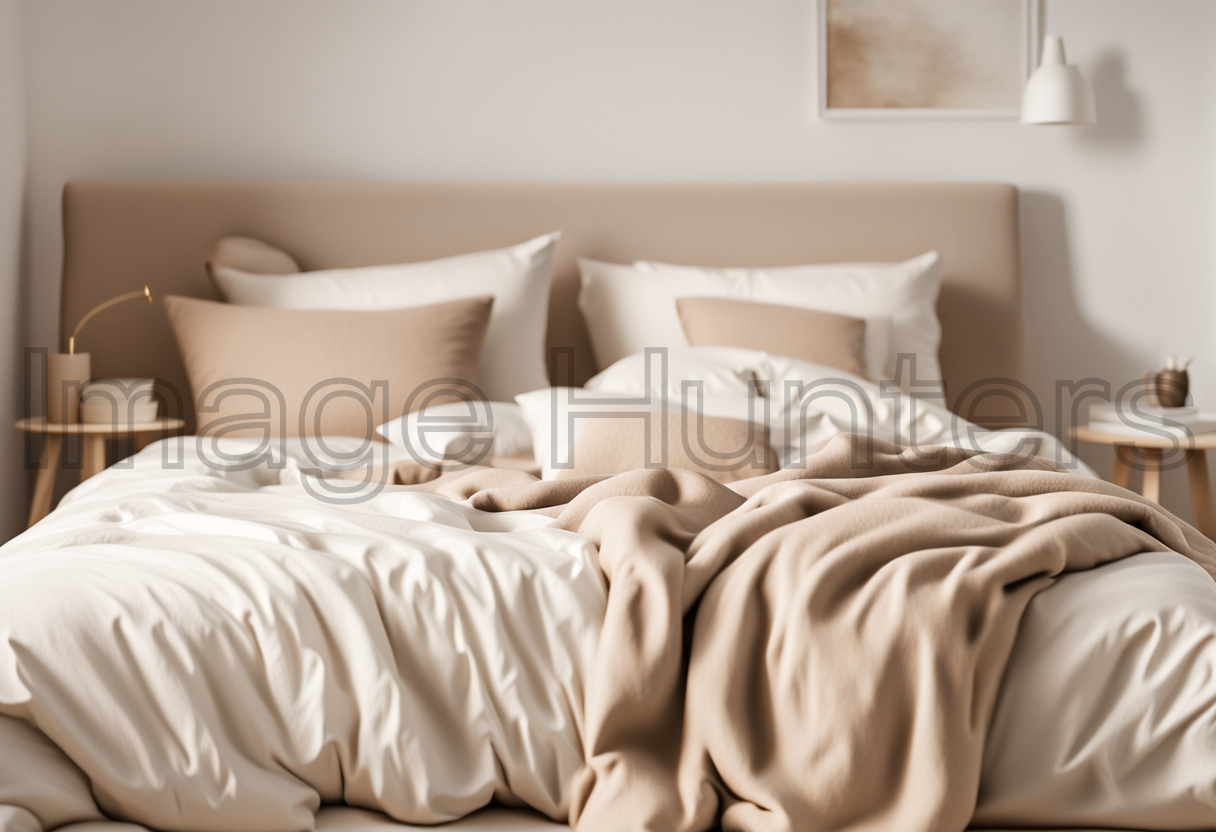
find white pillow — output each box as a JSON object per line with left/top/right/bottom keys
{"left": 376, "top": 400, "right": 533, "bottom": 465}
{"left": 583, "top": 347, "right": 887, "bottom": 470}
{"left": 770, "top": 360, "right": 947, "bottom": 468}
{"left": 577, "top": 258, "right": 734, "bottom": 369}
{"left": 587, "top": 348, "right": 949, "bottom": 469}
{"left": 584, "top": 346, "right": 764, "bottom": 400}
{"left": 212, "top": 233, "right": 560, "bottom": 402}
{"left": 766, "top": 354, "right": 1095, "bottom": 475}
{"left": 577, "top": 251, "right": 942, "bottom": 402}
{"left": 515, "top": 386, "right": 767, "bottom": 481}
{"left": 525, "top": 346, "right": 1088, "bottom": 479}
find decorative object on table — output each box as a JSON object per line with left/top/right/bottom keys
{"left": 818, "top": 0, "right": 1037, "bottom": 120}
{"left": 1155, "top": 355, "right": 1192, "bottom": 408}
{"left": 1021, "top": 34, "right": 1096, "bottom": 125}
{"left": 80, "top": 378, "right": 158, "bottom": 426}
{"left": 15, "top": 416, "right": 185, "bottom": 528}
{"left": 46, "top": 285, "right": 154, "bottom": 424}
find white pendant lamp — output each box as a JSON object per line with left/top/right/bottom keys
{"left": 1022, "top": 35, "right": 1096, "bottom": 125}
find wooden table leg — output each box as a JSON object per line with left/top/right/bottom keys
{"left": 1140, "top": 448, "right": 1164, "bottom": 504}
{"left": 1111, "top": 446, "right": 1134, "bottom": 489}
{"left": 1186, "top": 449, "right": 1216, "bottom": 540}
{"left": 28, "top": 434, "right": 62, "bottom": 528}
{"left": 81, "top": 434, "right": 108, "bottom": 480}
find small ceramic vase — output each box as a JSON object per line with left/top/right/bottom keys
{"left": 1156, "top": 367, "right": 1190, "bottom": 408}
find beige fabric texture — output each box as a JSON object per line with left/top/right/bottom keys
{"left": 164, "top": 295, "right": 492, "bottom": 439}
{"left": 676, "top": 296, "right": 870, "bottom": 379}
{"left": 59, "top": 181, "right": 1023, "bottom": 427}
{"left": 555, "top": 410, "right": 778, "bottom": 485}
{"left": 412, "top": 434, "right": 1216, "bottom": 832}
{"left": 206, "top": 236, "right": 301, "bottom": 276}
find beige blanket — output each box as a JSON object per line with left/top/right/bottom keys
{"left": 415, "top": 433, "right": 1216, "bottom": 832}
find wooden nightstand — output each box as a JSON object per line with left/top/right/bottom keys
{"left": 1072, "top": 426, "right": 1216, "bottom": 539}
{"left": 16, "top": 417, "right": 186, "bottom": 528}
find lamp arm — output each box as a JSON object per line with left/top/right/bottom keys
{"left": 68, "top": 285, "right": 154, "bottom": 354}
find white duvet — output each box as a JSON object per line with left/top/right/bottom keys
{"left": 0, "top": 440, "right": 605, "bottom": 832}
{"left": 2, "top": 438, "right": 1216, "bottom": 832}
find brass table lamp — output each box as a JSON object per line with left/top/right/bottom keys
{"left": 47, "top": 286, "right": 153, "bottom": 423}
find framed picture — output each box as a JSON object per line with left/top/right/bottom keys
{"left": 818, "top": 0, "right": 1040, "bottom": 120}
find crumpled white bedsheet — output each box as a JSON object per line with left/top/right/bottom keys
{"left": 978, "top": 549, "right": 1216, "bottom": 828}
{"left": 1, "top": 438, "right": 1214, "bottom": 832}
{"left": 0, "top": 439, "right": 605, "bottom": 831}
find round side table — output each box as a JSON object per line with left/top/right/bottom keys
{"left": 1072, "top": 426, "right": 1216, "bottom": 540}
{"left": 16, "top": 417, "right": 186, "bottom": 528}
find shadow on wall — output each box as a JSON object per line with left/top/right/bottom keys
{"left": 1021, "top": 190, "right": 1193, "bottom": 520}
{"left": 1076, "top": 47, "right": 1145, "bottom": 150}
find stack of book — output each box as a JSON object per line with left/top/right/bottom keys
{"left": 1088, "top": 402, "right": 1216, "bottom": 437}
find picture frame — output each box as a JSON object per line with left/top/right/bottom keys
{"left": 818, "top": 0, "right": 1041, "bottom": 120}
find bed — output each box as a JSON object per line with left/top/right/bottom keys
{"left": 2, "top": 182, "right": 1214, "bottom": 832}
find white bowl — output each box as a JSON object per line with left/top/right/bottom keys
{"left": 80, "top": 398, "right": 159, "bottom": 426}
{"left": 81, "top": 377, "right": 155, "bottom": 404}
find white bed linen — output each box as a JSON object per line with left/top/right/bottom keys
{"left": 978, "top": 550, "right": 1216, "bottom": 828}
{"left": 375, "top": 401, "right": 534, "bottom": 464}
{"left": 0, "top": 439, "right": 605, "bottom": 831}
{"left": 2, "top": 438, "right": 1214, "bottom": 832}
{"left": 577, "top": 348, "right": 1097, "bottom": 479}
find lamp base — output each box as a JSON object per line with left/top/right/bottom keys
{"left": 46, "top": 352, "right": 91, "bottom": 424}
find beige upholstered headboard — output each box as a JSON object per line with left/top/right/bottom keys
{"left": 61, "top": 181, "right": 1024, "bottom": 428}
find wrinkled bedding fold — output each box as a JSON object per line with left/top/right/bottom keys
{"left": 2, "top": 434, "right": 1215, "bottom": 832}
{"left": 517, "top": 436, "right": 1214, "bottom": 832}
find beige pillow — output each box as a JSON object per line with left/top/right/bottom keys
{"left": 206, "top": 237, "right": 300, "bottom": 276}
{"left": 556, "top": 410, "right": 778, "bottom": 485}
{"left": 676, "top": 296, "right": 870, "bottom": 380}
{"left": 205, "top": 233, "right": 559, "bottom": 402}
{"left": 164, "top": 295, "right": 492, "bottom": 438}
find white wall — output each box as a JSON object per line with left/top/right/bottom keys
{"left": 0, "top": 0, "right": 26, "bottom": 542}
{"left": 16, "top": 0, "right": 1216, "bottom": 520}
